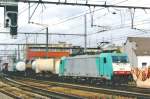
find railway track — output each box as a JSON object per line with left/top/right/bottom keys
{"left": 0, "top": 80, "right": 49, "bottom": 99}
{"left": 2, "top": 73, "right": 150, "bottom": 99}
{"left": 1, "top": 77, "right": 84, "bottom": 99}
{"left": 5, "top": 75, "right": 150, "bottom": 99}
{"left": 3, "top": 77, "right": 112, "bottom": 99}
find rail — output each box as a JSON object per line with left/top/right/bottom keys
{"left": 0, "top": 79, "right": 49, "bottom": 99}
{"left": 7, "top": 76, "right": 150, "bottom": 99}
{"left": 2, "top": 77, "right": 84, "bottom": 99}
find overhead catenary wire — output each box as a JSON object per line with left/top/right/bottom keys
{"left": 98, "top": 29, "right": 149, "bottom": 42}
{"left": 28, "top": 0, "right": 129, "bottom": 28}
{"left": 87, "top": 30, "right": 150, "bottom": 47}
{"left": 27, "top": 0, "right": 129, "bottom": 43}
{"left": 32, "top": 8, "right": 148, "bottom": 38}
{"left": 49, "top": 17, "right": 150, "bottom": 46}
{"left": 64, "top": 19, "right": 150, "bottom": 46}
{"left": 87, "top": 20, "right": 150, "bottom": 36}
{"left": 18, "top": 3, "right": 36, "bottom": 15}
{"left": 18, "top": 0, "right": 129, "bottom": 34}
{"left": 19, "top": 0, "right": 150, "bottom": 9}
{"left": 1, "top": 0, "right": 149, "bottom": 47}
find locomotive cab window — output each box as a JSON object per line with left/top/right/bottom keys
{"left": 112, "top": 56, "right": 128, "bottom": 63}
{"left": 104, "top": 58, "right": 107, "bottom": 63}
{"left": 60, "top": 60, "right": 62, "bottom": 64}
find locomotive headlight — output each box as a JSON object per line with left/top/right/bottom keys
{"left": 113, "top": 63, "right": 131, "bottom": 72}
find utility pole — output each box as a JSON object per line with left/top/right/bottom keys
{"left": 46, "top": 27, "right": 49, "bottom": 58}
{"left": 28, "top": 22, "right": 49, "bottom": 58}
{"left": 84, "top": 14, "right": 87, "bottom": 53}
{"left": 130, "top": 9, "right": 135, "bottom": 29}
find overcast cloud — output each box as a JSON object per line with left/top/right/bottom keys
{"left": 1, "top": 0, "right": 150, "bottom": 51}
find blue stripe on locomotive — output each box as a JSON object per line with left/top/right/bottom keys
{"left": 59, "top": 53, "right": 128, "bottom": 80}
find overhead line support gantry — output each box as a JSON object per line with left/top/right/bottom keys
{"left": 18, "top": 0, "right": 150, "bottom": 9}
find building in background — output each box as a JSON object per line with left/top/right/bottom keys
{"left": 124, "top": 37, "right": 150, "bottom": 68}
{"left": 25, "top": 42, "right": 72, "bottom": 60}
{"left": 25, "top": 41, "right": 109, "bottom": 60}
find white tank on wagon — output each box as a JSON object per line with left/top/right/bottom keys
{"left": 31, "top": 61, "right": 36, "bottom": 70}
{"left": 32, "top": 59, "right": 60, "bottom": 74}
{"left": 15, "top": 61, "right": 26, "bottom": 71}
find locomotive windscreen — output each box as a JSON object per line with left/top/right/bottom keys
{"left": 112, "top": 56, "right": 128, "bottom": 63}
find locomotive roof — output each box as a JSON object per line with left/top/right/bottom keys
{"left": 64, "top": 53, "right": 127, "bottom": 59}
{"left": 66, "top": 54, "right": 99, "bottom": 59}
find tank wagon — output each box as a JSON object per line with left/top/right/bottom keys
{"left": 15, "top": 62, "right": 26, "bottom": 72}
{"left": 2, "top": 61, "right": 26, "bottom": 76}
{"left": 32, "top": 59, "right": 60, "bottom": 75}
{"left": 2, "top": 58, "right": 61, "bottom": 77}
{"left": 59, "top": 53, "right": 132, "bottom": 84}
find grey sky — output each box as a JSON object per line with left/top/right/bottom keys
{"left": 1, "top": 0, "right": 150, "bottom": 49}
